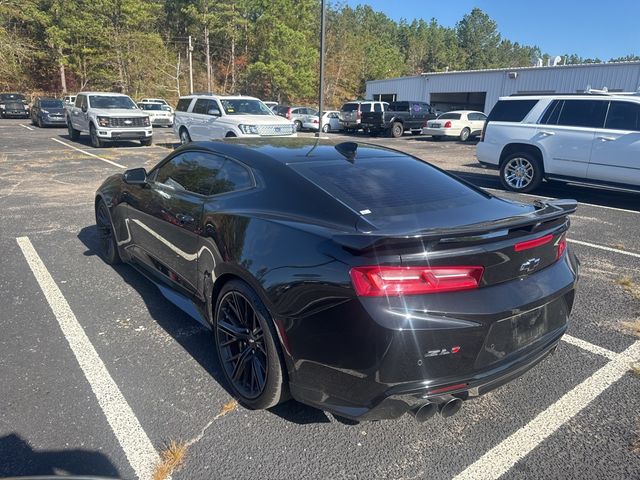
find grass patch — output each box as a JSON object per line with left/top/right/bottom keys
{"left": 152, "top": 440, "right": 188, "bottom": 480}
{"left": 621, "top": 319, "right": 640, "bottom": 338}
{"left": 616, "top": 276, "right": 640, "bottom": 301}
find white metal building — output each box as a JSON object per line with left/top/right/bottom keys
{"left": 365, "top": 61, "right": 640, "bottom": 113}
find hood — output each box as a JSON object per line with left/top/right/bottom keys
{"left": 223, "top": 114, "right": 292, "bottom": 126}
{"left": 42, "top": 107, "right": 65, "bottom": 114}
{"left": 91, "top": 108, "right": 148, "bottom": 117}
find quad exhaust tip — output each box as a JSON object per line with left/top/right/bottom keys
{"left": 412, "top": 397, "right": 463, "bottom": 422}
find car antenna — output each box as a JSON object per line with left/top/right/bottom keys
{"left": 335, "top": 142, "right": 358, "bottom": 163}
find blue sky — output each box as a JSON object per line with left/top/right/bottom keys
{"left": 344, "top": 0, "right": 638, "bottom": 60}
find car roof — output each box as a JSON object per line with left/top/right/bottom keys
{"left": 179, "top": 94, "right": 261, "bottom": 101}
{"left": 499, "top": 94, "right": 640, "bottom": 103}
{"left": 78, "top": 92, "right": 131, "bottom": 97}
{"left": 180, "top": 138, "right": 405, "bottom": 167}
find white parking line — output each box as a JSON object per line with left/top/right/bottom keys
{"left": 50, "top": 138, "right": 126, "bottom": 169}
{"left": 19, "top": 124, "right": 34, "bottom": 131}
{"left": 561, "top": 334, "right": 618, "bottom": 360}
{"left": 453, "top": 340, "right": 640, "bottom": 480}
{"left": 16, "top": 236, "right": 160, "bottom": 479}
{"left": 486, "top": 188, "right": 640, "bottom": 215}
{"left": 568, "top": 239, "right": 640, "bottom": 259}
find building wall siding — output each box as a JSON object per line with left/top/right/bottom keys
{"left": 365, "top": 63, "right": 640, "bottom": 113}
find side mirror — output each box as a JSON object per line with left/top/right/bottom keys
{"left": 207, "top": 108, "right": 221, "bottom": 117}
{"left": 81, "top": 104, "right": 88, "bottom": 113}
{"left": 123, "top": 167, "right": 147, "bottom": 185}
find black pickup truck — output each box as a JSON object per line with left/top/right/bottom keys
{"left": 360, "top": 100, "right": 437, "bottom": 137}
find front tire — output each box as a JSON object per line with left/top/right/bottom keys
{"left": 214, "top": 280, "right": 288, "bottom": 410}
{"left": 293, "top": 120, "right": 302, "bottom": 132}
{"left": 90, "top": 124, "right": 103, "bottom": 148}
{"left": 38, "top": 117, "right": 44, "bottom": 128}
{"left": 95, "top": 200, "right": 121, "bottom": 265}
{"left": 140, "top": 137, "right": 152, "bottom": 146}
{"left": 322, "top": 124, "right": 330, "bottom": 133}
{"left": 500, "top": 153, "right": 544, "bottom": 193}
{"left": 67, "top": 120, "right": 80, "bottom": 140}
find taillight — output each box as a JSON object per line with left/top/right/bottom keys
{"left": 313, "top": 118, "right": 319, "bottom": 124}
{"left": 444, "top": 121, "right": 452, "bottom": 128}
{"left": 556, "top": 234, "right": 567, "bottom": 259}
{"left": 514, "top": 234, "right": 553, "bottom": 252}
{"left": 286, "top": 108, "right": 291, "bottom": 120}
{"left": 349, "top": 266, "right": 484, "bottom": 297}
{"left": 357, "top": 108, "right": 362, "bottom": 119}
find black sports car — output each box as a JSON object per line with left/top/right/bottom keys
{"left": 95, "top": 138, "right": 579, "bottom": 422}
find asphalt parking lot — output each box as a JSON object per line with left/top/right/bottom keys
{"left": 1, "top": 119, "right": 639, "bottom": 479}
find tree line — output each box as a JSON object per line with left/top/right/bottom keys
{"left": 0, "top": 1, "right": 637, "bottom": 106}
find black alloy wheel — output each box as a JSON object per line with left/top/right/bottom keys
{"left": 215, "top": 280, "right": 288, "bottom": 409}
{"left": 95, "top": 201, "right": 121, "bottom": 265}
{"left": 90, "top": 124, "right": 103, "bottom": 148}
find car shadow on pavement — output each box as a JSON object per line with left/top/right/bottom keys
{"left": 77, "top": 225, "right": 338, "bottom": 426}
{"left": 0, "top": 433, "right": 120, "bottom": 478}
{"left": 451, "top": 170, "right": 640, "bottom": 211}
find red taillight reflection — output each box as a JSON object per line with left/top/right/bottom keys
{"left": 514, "top": 234, "right": 553, "bottom": 252}
{"left": 349, "top": 266, "right": 484, "bottom": 297}
{"left": 286, "top": 108, "right": 292, "bottom": 120}
{"left": 444, "top": 121, "right": 452, "bottom": 128}
{"left": 556, "top": 235, "right": 567, "bottom": 259}
{"left": 428, "top": 383, "right": 467, "bottom": 395}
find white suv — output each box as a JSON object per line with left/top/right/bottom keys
{"left": 173, "top": 94, "right": 295, "bottom": 143}
{"left": 477, "top": 94, "right": 640, "bottom": 193}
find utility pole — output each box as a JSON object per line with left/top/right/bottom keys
{"left": 188, "top": 35, "right": 194, "bottom": 94}
{"left": 205, "top": 26, "right": 211, "bottom": 93}
{"left": 316, "top": 0, "right": 326, "bottom": 137}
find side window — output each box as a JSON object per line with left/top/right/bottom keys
{"left": 605, "top": 101, "right": 640, "bottom": 131}
{"left": 557, "top": 100, "right": 607, "bottom": 128}
{"left": 155, "top": 152, "right": 225, "bottom": 195}
{"left": 487, "top": 100, "right": 538, "bottom": 123}
{"left": 192, "top": 99, "right": 212, "bottom": 115}
{"left": 360, "top": 104, "right": 372, "bottom": 113}
{"left": 539, "top": 100, "right": 562, "bottom": 125}
{"left": 212, "top": 160, "right": 253, "bottom": 195}
{"left": 76, "top": 95, "right": 86, "bottom": 109}
{"left": 374, "top": 103, "right": 382, "bottom": 113}
{"left": 176, "top": 98, "right": 192, "bottom": 112}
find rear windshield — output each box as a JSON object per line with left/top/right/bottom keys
{"left": 139, "top": 103, "right": 164, "bottom": 111}
{"left": 487, "top": 100, "right": 538, "bottom": 123}
{"left": 341, "top": 103, "right": 359, "bottom": 112}
{"left": 437, "top": 113, "right": 461, "bottom": 120}
{"left": 291, "top": 156, "right": 481, "bottom": 217}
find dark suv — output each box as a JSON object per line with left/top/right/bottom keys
{"left": 0, "top": 93, "right": 29, "bottom": 118}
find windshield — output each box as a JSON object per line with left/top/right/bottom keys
{"left": 89, "top": 95, "right": 137, "bottom": 109}
{"left": 41, "top": 100, "right": 64, "bottom": 109}
{"left": 220, "top": 99, "right": 273, "bottom": 115}
{"left": 1, "top": 93, "right": 26, "bottom": 102}
{"left": 139, "top": 103, "right": 164, "bottom": 111}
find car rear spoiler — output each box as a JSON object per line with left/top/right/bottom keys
{"left": 333, "top": 199, "right": 577, "bottom": 251}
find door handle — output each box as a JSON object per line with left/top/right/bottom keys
{"left": 176, "top": 213, "right": 195, "bottom": 225}
{"left": 539, "top": 130, "right": 555, "bottom": 136}
{"left": 597, "top": 136, "right": 616, "bottom": 142}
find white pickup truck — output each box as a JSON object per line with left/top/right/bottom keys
{"left": 66, "top": 92, "right": 153, "bottom": 147}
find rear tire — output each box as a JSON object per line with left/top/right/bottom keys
{"left": 179, "top": 127, "right": 191, "bottom": 144}
{"left": 95, "top": 200, "right": 121, "bottom": 265}
{"left": 67, "top": 120, "right": 80, "bottom": 140}
{"left": 390, "top": 122, "right": 403, "bottom": 138}
{"left": 500, "top": 152, "right": 544, "bottom": 193}
{"left": 459, "top": 128, "right": 471, "bottom": 142}
{"left": 322, "top": 124, "right": 330, "bottom": 133}
{"left": 294, "top": 120, "right": 302, "bottom": 132}
{"left": 90, "top": 124, "right": 103, "bottom": 148}
{"left": 214, "top": 280, "right": 289, "bottom": 410}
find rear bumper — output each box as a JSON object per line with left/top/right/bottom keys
{"left": 286, "top": 251, "right": 579, "bottom": 421}
{"left": 2, "top": 110, "right": 29, "bottom": 118}
{"left": 422, "top": 127, "right": 461, "bottom": 136}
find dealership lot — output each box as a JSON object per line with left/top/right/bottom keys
{"left": 1, "top": 119, "right": 639, "bottom": 479}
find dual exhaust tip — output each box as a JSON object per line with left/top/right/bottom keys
{"left": 411, "top": 397, "right": 463, "bottom": 422}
